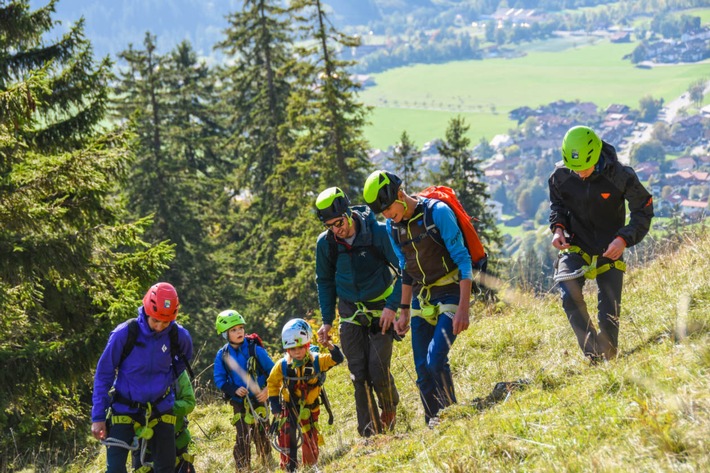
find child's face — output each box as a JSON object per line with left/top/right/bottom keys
{"left": 227, "top": 325, "right": 245, "bottom": 344}
{"left": 286, "top": 345, "right": 308, "bottom": 361}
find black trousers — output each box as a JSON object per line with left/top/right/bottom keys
{"left": 556, "top": 252, "right": 624, "bottom": 359}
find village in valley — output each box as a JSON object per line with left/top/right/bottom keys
{"left": 362, "top": 4, "right": 710, "bottom": 249}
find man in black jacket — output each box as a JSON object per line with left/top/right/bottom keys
{"left": 549, "top": 126, "right": 654, "bottom": 362}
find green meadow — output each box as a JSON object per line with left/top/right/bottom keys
{"left": 62, "top": 230, "right": 710, "bottom": 473}
{"left": 361, "top": 39, "right": 709, "bottom": 150}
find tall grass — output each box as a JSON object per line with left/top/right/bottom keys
{"left": 28, "top": 229, "right": 710, "bottom": 472}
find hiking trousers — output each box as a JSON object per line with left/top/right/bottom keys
{"left": 106, "top": 416, "right": 175, "bottom": 473}
{"left": 556, "top": 252, "right": 623, "bottom": 359}
{"left": 411, "top": 293, "right": 459, "bottom": 424}
{"left": 277, "top": 408, "right": 320, "bottom": 472}
{"left": 339, "top": 299, "right": 400, "bottom": 437}
{"left": 230, "top": 399, "right": 272, "bottom": 470}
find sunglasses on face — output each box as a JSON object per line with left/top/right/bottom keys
{"left": 324, "top": 216, "right": 346, "bottom": 230}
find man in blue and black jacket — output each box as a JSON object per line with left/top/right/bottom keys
{"left": 91, "top": 282, "right": 193, "bottom": 473}
{"left": 314, "top": 186, "right": 401, "bottom": 437}
{"left": 549, "top": 126, "right": 653, "bottom": 362}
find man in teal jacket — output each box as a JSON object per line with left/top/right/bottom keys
{"left": 315, "top": 187, "right": 402, "bottom": 436}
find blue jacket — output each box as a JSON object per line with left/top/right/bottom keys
{"left": 91, "top": 308, "right": 193, "bottom": 422}
{"left": 315, "top": 207, "right": 402, "bottom": 325}
{"left": 213, "top": 340, "right": 275, "bottom": 402}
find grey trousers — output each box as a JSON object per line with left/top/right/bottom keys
{"left": 338, "top": 299, "right": 400, "bottom": 436}
{"left": 556, "top": 252, "right": 624, "bottom": 359}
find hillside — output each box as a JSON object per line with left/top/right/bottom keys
{"left": 64, "top": 230, "right": 709, "bottom": 472}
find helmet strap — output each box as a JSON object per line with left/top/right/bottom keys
{"left": 395, "top": 199, "right": 408, "bottom": 213}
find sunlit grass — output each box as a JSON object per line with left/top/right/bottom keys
{"left": 57, "top": 229, "right": 710, "bottom": 472}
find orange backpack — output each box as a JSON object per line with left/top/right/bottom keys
{"left": 418, "top": 186, "right": 487, "bottom": 270}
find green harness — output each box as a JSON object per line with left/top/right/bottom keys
{"left": 560, "top": 245, "right": 627, "bottom": 279}
{"left": 340, "top": 283, "right": 394, "bottom": 326}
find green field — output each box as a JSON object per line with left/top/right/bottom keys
{"left": 360, "top": 39, "right": 709, "bottom": 149}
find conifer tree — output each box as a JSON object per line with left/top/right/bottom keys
{"left": 113, "top": 36, "right": 228, "bottom": 319}
{"left": 0, "top": 0, "right": 172, "bottom": 454}
{"left": 287, "top": 0, "right": 372, "bottom": 196}
{"left": 204, "top": 0, "right": 301, "bottom": 340}
{"left": 392, "top": 130, "right": 421, "bottom": 190}
{"left": 215, "top": 0, "right": 294, "bottom": 199}
{"left": 245, "top": 0, "right": 375, "bottom": 324}
{"left": 431, "top": 116, "right": 503, "bottom": 259}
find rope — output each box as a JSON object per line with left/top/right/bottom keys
{"left": 245, "top": 394, "right": 270, "bottom": 425}
{"left": 100, "top": 436, "right": 140, "bottom": 450}
{"left": 268, "top": 413, "right": 304, "bottom": 456}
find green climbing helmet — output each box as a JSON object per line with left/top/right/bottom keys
{"left": 215, "top": 309, "right": 246, "bottom": 336}
{"left": 315, "top": 187, "right": 351, "bottom": 222}
{"left": 561, "top": 126, "right": 602, "bottom": 171}
{"left": 363, "top": 170, "right": 402, "bottom": 214}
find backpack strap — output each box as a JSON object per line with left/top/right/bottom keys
{"left": 169, "top": 323, "right": 195, "bottom": 380}
{"left": 328, "top": 220, "right": 398, "bottom": 275}
{"left": 394, "top": 200, "right": 441, "bottom": 247}
{"left": 247, "top": 338, "right": 267, "bottom": 379}
{"left": 119, "top": 319, "right": 139, "bottom": 366}
{"left": 220, "top": 343, "right": 235, "bottom": 384}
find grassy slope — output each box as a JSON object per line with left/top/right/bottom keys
{"left": 361, "top": 36, "right": 710, "bottom": 150}
{"left": 66, "top": 230, "right": 710, "bottom": 472}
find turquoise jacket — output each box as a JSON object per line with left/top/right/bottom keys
{"left": 315, "top": 206, "right": 402, "bottom": 325}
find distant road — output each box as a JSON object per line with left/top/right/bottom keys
{"left": 616, "top": 80, "right": 710, "bottom": 164}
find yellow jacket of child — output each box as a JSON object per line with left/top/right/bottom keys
{"left": 267, "top": 352, "right": 338, "bottom": 405}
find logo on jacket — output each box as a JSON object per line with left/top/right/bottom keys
{"left": 601, "top": 193, "right": 610, "bottom": 200}
{"left": 162, "top": 344, "right": 168, "bottom": 353}
{"left": 358, "top": 250, "right": 368, "bottom": 258}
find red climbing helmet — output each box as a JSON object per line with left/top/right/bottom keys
{"left": 142, "top": 282, "right": 180, "bottom": 322}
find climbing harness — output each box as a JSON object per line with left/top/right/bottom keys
{"left": 102, "top": 402, "right": 177, "bottom": 471}
{"left": 241, "top": 394, "right": 270, "bottom": 426}
{"left": 409, "top": 269, "right": 461, "bottom": 325}
{"left": 340, "top": 283, "right": 394, "bottom": 326}
{"left": 269, "top": 354, "right": 333, "bottom": 455}
{"left": 554, "top": 246, "right": 627, "bottom": 283}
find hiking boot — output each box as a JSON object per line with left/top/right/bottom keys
{"left": 588, "top": 354, "right": 606, "bottom": 366}
{"left": 427, "top": 417, "right": 440, "bottom": 429}
{"left": 380, "top": 410, "right": 396, "bottom": 432}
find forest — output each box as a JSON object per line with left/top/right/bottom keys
{"left": 2, "top": 0, "right": 708, "bottom": 468}
{"left": 0, "top": 0, "right": 506, "bottom": 460}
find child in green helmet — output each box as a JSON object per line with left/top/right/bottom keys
{"left": 213, "top": 309, "right": 275, "bottom": 470}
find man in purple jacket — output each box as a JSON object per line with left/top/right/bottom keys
{"left": 91, "top": 282, "right": 193, "bottom": 473}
